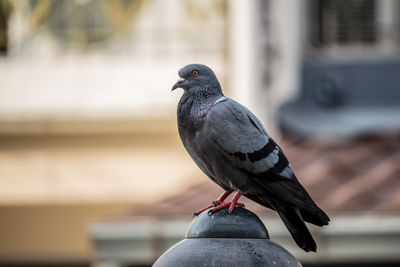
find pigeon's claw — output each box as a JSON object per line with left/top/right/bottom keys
{"left": 193, "top": 190, "right": 233, "bottom": 216}
{"left": 212, "top": 200, "right": 223, "bottom": 206}
{"left": 193, "top": 204, "right": 214, "bottom": 216}
{"left": 229, "top": 202, "right": 245, "bottom": 213}
{"left": 207, "top": 201, "right": 244, "bottom": 214}
{"left": 208, "top": 192, "right": 244, "bottom": 214}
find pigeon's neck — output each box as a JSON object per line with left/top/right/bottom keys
{"left": 178, "top": 84, "right": 223, "bottom": 138}
{"left": 190, "top": 84, "right": 223, "bottom": 105}
{"left": 180, "top": 83, "right": 223, "bottom": 114}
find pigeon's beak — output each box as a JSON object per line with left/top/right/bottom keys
{"left": 172, "top": 78, "right": 186, "bottom": 91}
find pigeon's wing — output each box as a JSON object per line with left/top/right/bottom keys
{"left": 206, "top": 97, "right": 293, "bottom": 180}
{"left": 206, "top": 98, "right": 323, "bottom": 213}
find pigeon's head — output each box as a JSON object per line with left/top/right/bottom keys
{"left": 172, "top": 64, "right": 220, "bottom": 92}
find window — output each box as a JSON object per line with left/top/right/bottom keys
{"left": 310, "top": 0, "right": 377, "bottom": 47}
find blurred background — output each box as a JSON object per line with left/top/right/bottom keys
{"left": 0, "top": 0, "right": 399, "bottom": 266}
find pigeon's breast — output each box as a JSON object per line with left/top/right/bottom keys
{"left": 177, "top": 98, "right": 219, "bottom": 175}
{"left": 185, "top": 126, "right": 230, "bottom": 189}
{"left": 177, "top": 94, "right": 217, "bottom": 141}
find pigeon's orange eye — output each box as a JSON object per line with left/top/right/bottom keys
{"left": 192, "top": 70, "right": 198, "bottom": 77}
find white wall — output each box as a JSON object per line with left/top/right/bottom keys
{"left": 227, "top": 0, "right": 303, "bottom": 135}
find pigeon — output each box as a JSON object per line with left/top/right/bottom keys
{"left": 172, "top": 64, "right": 329, "bottom": 252}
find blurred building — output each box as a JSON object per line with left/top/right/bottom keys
{"left": 0, "top": 0, "right": 225, "bottom": 265}
{"left": 0, "top": 0, "right": 399, "bottom": 267}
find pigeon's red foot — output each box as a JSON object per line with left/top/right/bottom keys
{"left": 193, "top": 204, "right": 214, "bottom": 216}
{"left": 193, "top": 190, "right": 233, "bottom": 216}
{"left": 208, "top": 192, "right": 244, "bottom": 214}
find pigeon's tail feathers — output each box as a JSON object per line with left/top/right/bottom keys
{"left": 244, "top": 193, "right": 318, "bottom": 252}
{"left": 253, "top": 174, "right": 330, "bottom": 227}
{"left": 276, "top": 204, "right": 317, "bottom": 253}
{"left": 300, "top": 205, "right": 330, "bottom": 227}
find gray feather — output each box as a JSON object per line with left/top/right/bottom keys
{"left": 206, "top": 98, "right": 289, "bottom": 177}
